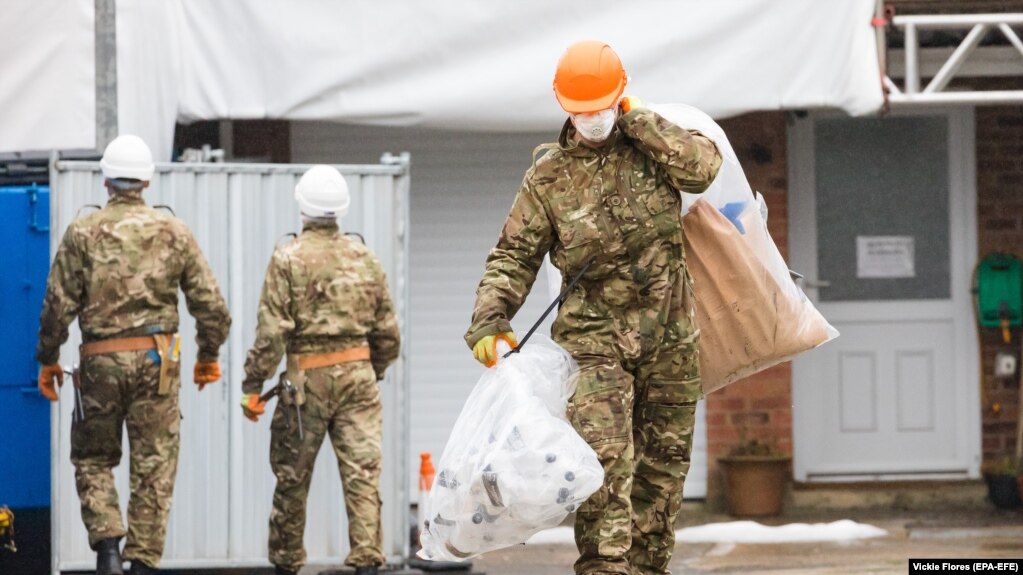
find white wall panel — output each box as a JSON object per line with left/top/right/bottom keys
{"left": 50, "top": 159, "right": 409, "bottom": 571}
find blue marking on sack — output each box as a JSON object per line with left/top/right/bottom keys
{"left": 718, "top": 201, "right": 747, "bottom": 235}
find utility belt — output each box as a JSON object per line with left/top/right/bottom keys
{"left": 80, "top": 334, "right": 181, "bottom": 395}
{"left": 284, "top": 346, "right": 371, "bottom": 406}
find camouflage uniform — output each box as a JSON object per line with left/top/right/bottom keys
{"left": 466, "top": 109, "right": 721, "bottom": 575}
{"left": 36, "top": 189, "right": 231, "bottom": 567}
{"left": 243, "top": 219, "right": 400, "bottom": 572}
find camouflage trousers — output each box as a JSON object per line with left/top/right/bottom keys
{"left": 567, "top": 339, "right": 700, "bottom": 575}
{"left": 268, "top": 360, "right": 384, "bottom": 571}
{"left": 71, "top": 349, "right": 181, "bottom": 568}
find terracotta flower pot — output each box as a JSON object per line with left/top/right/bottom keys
{"left": 719, "top": 455, "right": 792, "bottom": 517}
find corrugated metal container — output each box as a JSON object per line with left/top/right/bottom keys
{"left": 48, "top": 156, "right": 411, "bottom": 572}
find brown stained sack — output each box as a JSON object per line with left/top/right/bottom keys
{"left": 683, "top": 199, "right": 833, "bottom": 394}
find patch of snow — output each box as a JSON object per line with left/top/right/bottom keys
{"left": 524, "top": 520, "right": 887, "bottom": 546}
{"left": 675, "top": 520, "right": 887, "bottom": 543}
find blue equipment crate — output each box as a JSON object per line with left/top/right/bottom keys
{"left": 0, "top": 185, "right": 50, "bottom": 507}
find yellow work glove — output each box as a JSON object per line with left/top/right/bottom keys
{"left": 619, "top": 95, "right": 645, "bottom": 114}
{"left": 38, "top": 364, "right": 64, "bottom": 402}
{"left": 240, "top": 393, "right": 267, "bottom": 422}
{"left": 194, "top": 361, "right": 221, "bottom": 391}
{"left": 472, "top": 332, "right": 518, "bottom": 368}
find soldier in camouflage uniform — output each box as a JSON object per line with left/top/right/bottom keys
{"left": 466, "top": 42, "right": 721, "bottom": 575}
{"left": 240, "top": 165, "right": 400, "bottom": 575}
{"left": 36, "top": 135, "right": 231, "bottom": 575}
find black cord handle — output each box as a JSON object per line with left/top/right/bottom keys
{"left": 503, "top": 258, "right": 594, "bottom": 359}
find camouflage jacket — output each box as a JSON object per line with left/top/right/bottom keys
{"left": 36, "top": 190, "right": 231, "bottom": 364}
{"left": 465, "top": 108, "right": 722, "bottom": 349}
{"left": 242, "top": 220, "right": 400, "bottom": 393}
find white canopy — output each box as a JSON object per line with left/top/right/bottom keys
{"left": 0, "top": 0, "right": 95, "bottom": 153}
{"left": 2, "top": 0, "right": 883, "bottom": 158}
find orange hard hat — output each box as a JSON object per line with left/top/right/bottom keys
{"left": 553, "top": 40, "right": 628, "bottom": 114}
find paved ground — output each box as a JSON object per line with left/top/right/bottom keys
{"left": 309, "top": 504, "right": 1023, "bottom": 575}
{"left": 470, "top": 506, "right": 1023, "bottom": 575}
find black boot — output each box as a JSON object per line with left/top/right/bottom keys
{"left": 274, "top": 566, "right": 298, "bottom": 575}
{"left": 95, "top": 538, "right": 124, "bottom": 575}
{"left": 354, "top": 566, "right": 379, "bottom": 575}
{"left": 129, "top": 560, "right": 158, "bottom": 574}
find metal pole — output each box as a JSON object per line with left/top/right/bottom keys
{"left": 227, "top": 174, "right": 245, "bottom": 558}
{"left": 888, "top": 90, "right": 1023, "bottom": 106}
{"left": 95, "top": 0, "right": 118, "bottom": 151}
{"left": 48, "top": 150, "right": 61, "bottom": 575}
{"left": 893, "top": 13, "right": 1023, "bottom": 28}
{"left": 380, "top": 151, "right": 411, "bottom": 565}
{"left": 905, "top": 23, "right": 919, "bottom": 94}
{"left": 924, "top": 24, "right": 989, "bottom": 94}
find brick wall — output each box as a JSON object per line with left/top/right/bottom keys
{"left": 705, "top": 112, "right": 793, "bottom": 504}
{"left": 976, "top": 105, "right": 1023, "bottom": 463}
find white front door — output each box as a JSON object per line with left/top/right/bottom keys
{"left": 789, "top": 110, "right": 981, "bottom": 481}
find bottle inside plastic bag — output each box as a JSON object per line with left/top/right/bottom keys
{"left": 418, "top": 335, "right": 604, "bottom": 562}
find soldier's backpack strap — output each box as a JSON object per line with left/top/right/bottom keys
{"left": 531, "top": 143, "right": 559, "bottom": 171}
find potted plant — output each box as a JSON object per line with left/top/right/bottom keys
{"left": 718, "top": 435, "right": 792, "bottom": 517}
{"left": 981, "top": 456, "right": 1022, "bottom": 510}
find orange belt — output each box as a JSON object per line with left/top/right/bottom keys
{"left": 297, "top": 346, "right": 371, "bottom": 370}
{"left": 80, "top": 336, "right": 157, "bottom": 358}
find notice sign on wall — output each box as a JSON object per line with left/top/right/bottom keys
{"left": 856, "top": 236, "right": 915, "bottom": 278}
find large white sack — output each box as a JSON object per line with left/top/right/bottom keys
{"left": 418, "top": 335, "right": 603, "bottom": 562}
{"left": 654, "top": 102, "right": 838, "bottom": 392}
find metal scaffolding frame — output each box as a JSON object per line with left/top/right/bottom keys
{"left": 885, "top": 13, "right": 1023, "bottom": 106}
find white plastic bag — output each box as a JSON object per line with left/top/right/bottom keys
{"left": 418, "top": 335, "right": 604, "bottom": 562}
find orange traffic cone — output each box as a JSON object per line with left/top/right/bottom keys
{"left": 419, "top": 452, "right": 436, "bottom": 492}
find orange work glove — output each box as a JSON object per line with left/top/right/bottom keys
{"left": 38, "top": 364, "right": 64, "bottom": 402}
{"left": 471, "top": 332, "right": 518, "bottom": 368}
{"left": 619, "top": 95, "right": 645, "bottom": 114}
{"left": 194, "top": 361, "right": 222, "bottom": 391}
{"left": 240, "top": 394, "right": 267, "bottom": 422}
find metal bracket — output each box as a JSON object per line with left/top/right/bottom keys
{"left": 380, "top": 151, "right": 411, "bottom": 172}
{"left": 886, "top": 13, "right": 1023, "bottom": 106}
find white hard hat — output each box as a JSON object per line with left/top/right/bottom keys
{"left": 100, "top": 135, "right": 155, "bottom": 181}
{"left": 295, "top": 165, "right": 350, "bottom": 218}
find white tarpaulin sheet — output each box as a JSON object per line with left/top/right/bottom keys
{"left": 0, "top": 0, "right": 95, "bottom": 153}
{"left": 3, "top": 1, "right": 883, "bottom": 158}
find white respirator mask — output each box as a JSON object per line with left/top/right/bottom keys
{"left": 571, "top": 108, "right": 617, "bottom": 143}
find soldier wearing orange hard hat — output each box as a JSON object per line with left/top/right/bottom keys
{"left": 466, "top": 40, "right": 722, "bottom": 574}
